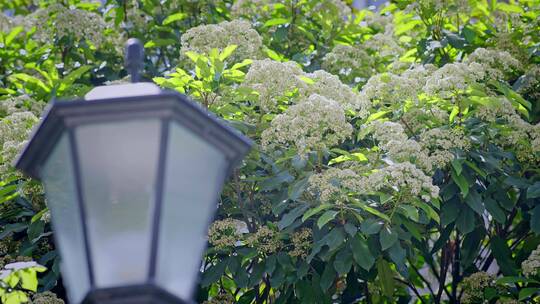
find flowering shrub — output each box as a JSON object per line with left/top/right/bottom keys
{"left": 1, "top": 0, "right": 540, "bottom": 303}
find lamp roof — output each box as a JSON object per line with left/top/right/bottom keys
{"left": 15, "top": 87, "right": 252, "bottom": 180}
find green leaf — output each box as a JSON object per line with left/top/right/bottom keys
{"left": 351, "top": 200, "right": 390, "bottom": 222}
{"left": 366, "top": 110, "right": 390, "bottom": 123}
{"left": 59, "top": 65, "right": 92, "bottom": 92}
{"left": 19, "top": 269, "right": 38, "bottom": 291}
{"left": 278, "top": 205, "right": 309, "bottom": 230}
{"left": 360, "top": 218, "right": 384, "bottom": 235}
{"left": 2, "top": 290, "right": 28, "bottom": 304}
{"left": 5, "top": 272, "right": 20, "bottom": 288}
{"left": 288, "top": 176, "right": 310, "bottom": 200}
{"left": 320, "top": 263, "right": 336, "bottom": 292}
{"left": 465, "top": 191, "right": 484, "bottom": 216}
{"left": 264, "top": 48, "right": 285, "bottom": 62}
{"left": 451, "top": 159, "right": 463, "bottom": 176}
{"left": 456, "top": 207, "right": 475, "bottom": 234}
{"left": 399, "top": 205, "right": 419, "bottom": 222}
{"left": 497, "top": 2, "right": 524, "bottom": 13}
{"left": 184, "top": 51, "right": 200, "bottom": 63}
{"left": 298, "top": 75, "right": 315, "bottom": 84}
{"left": 219, "top": 45, "right": 238, "bottom": 61}
{"left": 394, "top": 19, "right": 422, "bottom": 36}
{"left": 27, "top": 220, "right": 45, "bottom": 242}
{"left": 527, "top": 182, "right": 540, "bottom": 199}
{"left": 379, "top": 226, "right": 398, "bottom": 251}
{"left": 464, "top": 160, "right": 487, "bottom": 178}
{"left": 441, "top": 200, "right": 459, "bottom": 226}
{"left": 9, "top": 73, "right": 50, "bottom": 93}
{"left": 416, "top": 201, "right": 440, "bottom": 223}
{"left": 518, "top": 288, "right": 539, "bottom": 301}
{"left": 497, "top": 276, "right": 540, "bottom": 285}
{"left": 201, "top": 260, "right": 227, "bottom": 287}
{"left": 530, "top": 205, "right": 540, "bottom": 235}
{"left": 5, "top": 26, "right": 23, "bottom": 46}
{"left": 324, "top": 227, "right": 345, "bottom": 251}
{"left": 230, "top": 59, "right": 253, "bottom": 70}
{"left": 333, "top": 248, "right": 353, "bottom": 275}
{"left": 377, "top": 259, "right": 394, "bottom": 297}
{"left": 317, "top": 210, "right": 339, "bottom": 229}
{"left": 490, "top": 236, "right": 517, "bottom": 276}
{"left": 328, "top": 152, "right": 368, "bottom": 165}
{"left": 485, "top": 198, "right": 505, "bottom": 224}
{"left": 451, "top": 167, "right": 469, "bottom": 197}
{"left": 261, "top": 171, "right": 294, "bottom": 191}
{"left": 449, "top": 105, "right": 459, "bottom": 122}
{"left": 302, "top": 204, "right": 332, "bottom": 222}
{"left": 263, "top": 18, "right": 289, "bottom": 27}
{"left": 162, "top": 12, "right": 187, "bottom": 25}
{"left": 351, "top": 236, "right": 375, "bottom": 270}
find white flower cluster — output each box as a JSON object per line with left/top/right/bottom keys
{"left": 0, "top": 14, "right": 27, "bottom": 33}
{"left": 363, "top": 13, "right": 394, "bottom": 33}
{"left": 362, "top": 64, "right": 436, "bottom": 104}
{"left": 0, "top": 95, "right": 43, "bottom": 117}
{"left": 464, "top": 48, "right": 522, "bottom": 81}
{"left": 261, "top": 94, "right": 353, "bottom": 155}
{"left": 424, "top": 62, "right": 486, "bottom": 98}
{"left": 243, "top": 59, "right": 370, "bottom": 116}
{"left": 0, "top": 111, "right": 39, "bottom": 175}
{"left": 419, "top": 127, "right": 470, "bottom": 169}
{"left": 308, "top": 168, "right": 361, "bottom": 203}
{"left": 322, "top": 44, "right": 374, "bottom": 84}
{"left": 207, "top": 218, "right": 245, "bottom": 250}
{"left": 475, "top": 98, "right": 540, "bottom": 164}
{"left": 406, "top": 0, "right": 471, "bottom": 15}
{"left": 242, "top": 59, "right": 308, "bottom": 112}
{"left": 522, "top": 243, "right": 540, "bottom": 277}
{"left": 305, "top": 70, "right": 370, "bottom": 117}
{"left": 180, "top": 19, "right": 263, "bottom": 62}
{"left": 247, "top": 226, "right": 282, "bottom": 255}
{"left": 30, "top": 4, "right": 108, "bottom": 47}
{"left": 0, "top": 13, "right": 13, "bottom": 33}
{"left": 401, "top": 106, "right": 449, "bottom": 133}
{"left": 309, "top": 0, "right": 352, "bottom": 21}
{"left": 368, "top": 120, "right": 408, "bottom": 144}
{"left": 515, "top": 66, "right": 540, "bottom": 101}
{"left": 364, "top": 162, "right": 439, "bottom": 202}
{"left": 231, "top": 0, "right": 276, "bottom": 19}
{"left": 364, "top": 33, "right": 404, "bottom": 59}
{"left": 367, "top": 120, "right": 433, "bottom": 172}
{"left": 460, "top": 272, "right": 495, "bottom": 304}
{"left": 475, "top": 98, "right": 521, "bottom": 123}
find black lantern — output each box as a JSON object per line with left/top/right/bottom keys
{"left": 14, "top": 40, "right": 252, "bottom": 304}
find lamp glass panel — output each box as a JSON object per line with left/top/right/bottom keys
{"left": 41, "top": 134, "right": 90, "bottom": 304}
{"left": 155, "top": 121, "right": 228, "bottom": 299}
{"left": 75, "top": 119, "right": 161, "bottom": 287}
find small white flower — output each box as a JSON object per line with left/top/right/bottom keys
{"left": 261, "top": 94, "right": 353, "bottom": 155}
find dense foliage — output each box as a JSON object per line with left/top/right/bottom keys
{"left": 1, "top": 0, "right": 540, "bottom": 303}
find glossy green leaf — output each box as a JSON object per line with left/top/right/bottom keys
{"left": 302, "top": 204, "right": 332, "bottom": 222}
{"left": 379, "top": 226, "right": 398, "bottom": 251}
{"left": 320, "top": 263, "right": 336, "bottom": 291}
{"left": 377, "top": 259, "right": 394, "bottom": 297}
{"left": 162, "top": 12, "right": 187, "bottom": 25}
{"left": 317, "top": 210, "right": 339, "bottom": 229}
{"left": 350, "top": 236, "right": 375, "bottom": 270}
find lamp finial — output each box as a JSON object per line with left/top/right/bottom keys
{"left": 125, "top": 38, "right": 144, "bottom": 83}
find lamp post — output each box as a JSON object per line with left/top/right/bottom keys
{"left": 14, "top": 39, "right": 252, "bottom": 304}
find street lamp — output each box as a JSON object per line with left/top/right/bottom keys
{"left": 14, "top": 39, "right": 252, "bottom": 304}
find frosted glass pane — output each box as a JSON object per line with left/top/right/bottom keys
{"left": 156, "top": 122, "right": 227, "bottom": 299}
{"left": 41, "top": 134, "right": 90, "bottom": 304}
{"left": 75, "top": 120, "right": 160, "bottom": 287}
